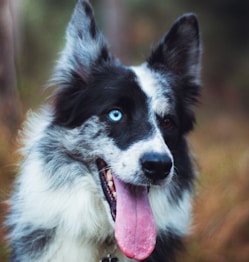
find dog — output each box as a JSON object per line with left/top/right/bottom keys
{"left": 5, "top": 0, "right": 201, "bottom": 261}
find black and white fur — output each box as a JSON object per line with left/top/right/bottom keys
{"left": 6, "top": 0, "right": 201, "bottom": 261}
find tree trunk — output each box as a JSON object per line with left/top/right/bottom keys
{"left": 0, "top": 0, "right": 22, "bottom": 134}
{"left": 100, "top": 0, "right": 129, "bottom": 64}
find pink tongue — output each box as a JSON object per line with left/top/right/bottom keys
{"left": 113, "top": 176, "right": 156, "bottom": 260}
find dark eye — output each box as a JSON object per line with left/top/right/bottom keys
{"left": 108, "top": 109, "right": 123, "bottom": 122}
{"left": 159, "top": 117, "right": 174, "bottom": 130}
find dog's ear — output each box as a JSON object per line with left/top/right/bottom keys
{"left": 148, "top": 14, "right": 201, "bottom": 134}
{"left": 52, "top": 0, "right": 112, "bottom": 87}
{"left": 148, "top": 14, "right": 201, "bottom": 84}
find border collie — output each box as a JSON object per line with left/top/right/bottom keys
{"left": 6, "top": 0, "right": 201, "bottom": 261}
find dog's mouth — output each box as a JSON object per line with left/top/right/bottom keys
{"left": 96, "top": 158, "right": 156, "bottom": 260}
{"left": 96, "top": 159, "right": 117, "bottom": 220}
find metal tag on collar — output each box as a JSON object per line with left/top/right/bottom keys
{"left": 100, "top": 254, "right": 119, "bottom": 262}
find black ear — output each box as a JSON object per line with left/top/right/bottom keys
{"left": 148, "top": 14, "right": 201, "bottom": 84}
{"left": 51, "top": 0, "right": 112, "bottom": 87}
{"left": 148, "top": 14, "right": 202, "bottom": 134}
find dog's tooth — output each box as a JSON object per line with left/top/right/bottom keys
{"left": 106, "top": 170, "right": 112, "bottom": 181}
{"left": 108, "top": 181, "right": 114, "bottom": 189}
{"left": 113, "top": 192, "right": 117, "bottom": 200}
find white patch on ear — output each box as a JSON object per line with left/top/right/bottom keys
{"left": 131, "top": 64, "right": 174, "bottom": 118}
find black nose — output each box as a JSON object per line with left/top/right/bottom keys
{"left": 140, "top": 152, "right": 172, "bottom": 181}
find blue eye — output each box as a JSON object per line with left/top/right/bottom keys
{"left": 108, "top": 109, "right": 123, "bottom": 122}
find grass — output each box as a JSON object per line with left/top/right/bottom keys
{"left": 0, "top": 97, "right": 249, "bottom": 262}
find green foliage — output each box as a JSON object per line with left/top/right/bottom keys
{"left": 19, "top": 0, "right": 75, "bottom": 107}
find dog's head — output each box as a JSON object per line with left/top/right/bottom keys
{"left": 50, "top": 0, "right": 201, "bottom": 259}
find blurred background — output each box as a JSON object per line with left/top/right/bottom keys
{"left": 0, "top": 0, "right": 249, "bottom": 261}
